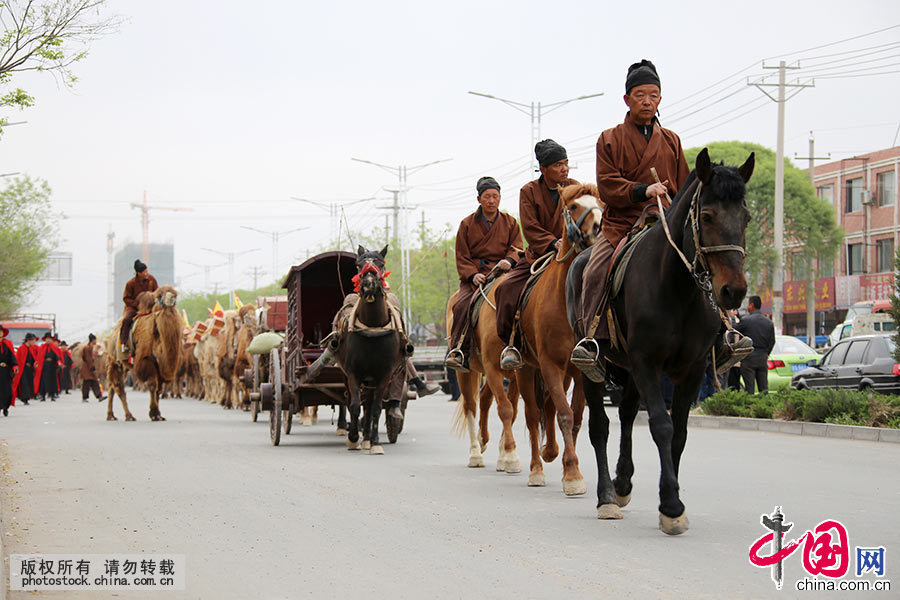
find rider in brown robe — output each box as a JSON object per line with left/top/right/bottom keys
{"left": 119, "top": 259, "right": 158, "bottom": 358}
{"left": 445, "top": 177, "right": 522, "bottom": 372}
{"left": 494, "top": 139, "right": 578, "bottom": 369}
{"left": 570, "top": 59, "right": 751, "bottom": 382}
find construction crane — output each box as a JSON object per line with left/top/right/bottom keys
{"left": 130, "top": 191, "right": 192, "bottom": 263}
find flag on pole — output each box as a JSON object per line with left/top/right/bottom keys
{"left": 212, "top": 300, "right": 225, "bottom": 316}
{"left": 233, "top": 292, "right": 243, "bottom": 309}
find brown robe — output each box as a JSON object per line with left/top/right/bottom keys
{"left": 80, "top": 342, "right": 99, "bottom": 381}
{"left": 455, "top": 208, "right": 522, "bottom": 283}
{"left": 123, "top": 272, "right": 159, "bottom": 312}
{"left": 520, "top": 175, "right": 579, "bottom": 262}
{"left": 597, "top": 112, "right": 690, "bottom": 247}
{"left": 450, "top": 207, "right": 523, "bottom": 353}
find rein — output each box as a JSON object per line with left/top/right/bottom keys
{"left": 649, "top": 168, "right": 742, "bottom": 335}
{"left": 557, "top": 205, "right": 601, "bottom": 263}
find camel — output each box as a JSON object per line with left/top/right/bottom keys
{"left": 195, "top": 317, "right": 224, "bottom": 404}
{"left": 105, "top": 286, "right": 182, "bottom": 421}
{"left": 231, "top": 304, "right": 258, "bottom": 410}
{"left": 514, "top": 184, "right": 601, "bottom": 495}
{"left": 214, "top": 309, "right": 243, "bottom": 408}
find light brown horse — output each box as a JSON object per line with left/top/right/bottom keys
{"left": 448, "top": 274, "right": 521, "bottom": 472}
{"left": 515, "top": 184, "right": 602, "bottom": 495}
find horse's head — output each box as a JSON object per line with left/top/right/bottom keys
{"left": 691, "top": 148, "right": 754, "bottom": 310}
{"left": 560, "top": 183, "right": 603, "bottom": 250}
{"left": 356, "top": 244, "right": 388, "bottom": 273}
{"left": 155, "top": 285, "right": 178, "bottom": 308}
{"left": 358, "top": 262, "right": 386, "bottom": 304}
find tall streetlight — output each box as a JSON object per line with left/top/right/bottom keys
{"left": 350, "top": 157, "right": 452, "bottom": 326}
{"left": 292, "top": 196, "right": 375, "bottom": 248}
{"left": 468, "top": 91, "right": 604, "bottom": 171}
{"left": 240, "top": 225, "right": 308, "bottom": 284}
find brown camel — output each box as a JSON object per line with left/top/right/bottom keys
{"left": 514, "top": 184, "right": 602, "bottom": 495}
{"left": 105, "top": 286, "right": 182, "bottom": 421}
{"left": 231, "top": 304, "right": 258, "bottom": 410}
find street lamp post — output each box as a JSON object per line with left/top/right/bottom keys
{"left": 467, "top": 91, "right": 604, "bottom": 171}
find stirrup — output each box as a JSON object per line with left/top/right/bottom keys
{"left": 500, "top": 346, "right": 523, "bottom": 371}
{"left": 570, "top": 338, "right": 606, "bottom": 383}
{"left": 444, "top": 348, "right": 469, "bottom": 373}
{"left": 714, "top": 332, "right": 753, "bottom": 375}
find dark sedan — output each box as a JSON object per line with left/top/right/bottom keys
{"left": 791, "top": 334, "right": 900, "bottom": 394}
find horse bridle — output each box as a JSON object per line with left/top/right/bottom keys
{"left": 560, "top": 204, "right": 602, "bottom": 261}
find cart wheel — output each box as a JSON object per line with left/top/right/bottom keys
{"left": 386, "top": 414, "right": 402, "bottom": 444}
{"left": 283, "top": 404, "right": 293, "bottom": 435}
{"left": 270, "top": 348, "right": 282, "bottom": 446}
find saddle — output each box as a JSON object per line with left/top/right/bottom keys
{"left": 505, "top": 250, "right": 556, "bottom": 352}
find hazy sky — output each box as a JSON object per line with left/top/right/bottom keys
{"left": 4, "top": 0, "right": 900, "bottom": 340}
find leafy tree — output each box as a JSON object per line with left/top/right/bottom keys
{"left": 0, "top": 0, "right": 120, "bottom": 123}
{"left": 684, "top": 141, "right": 842, "bottom": 294}
{"left": 0, "top": 175, "right": 58, "bottom": 313}
{"left": 179, "top": 282, "right": 283, "bottom": 324}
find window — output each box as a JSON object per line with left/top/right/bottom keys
{"left": 877, "top": 171, "right": 896, "bottom": 207}
{"left": 847, "top": 243, "right": 864, "bottom": 275}
{"left": 845, "top": 178, "right": 863, "bottom": 212}
{"left": 817, "top": 184, "right": 834, "bottom": 206}
{"left": 823, "top": 342, "right": 849, "bottom": 366}
{"left": 844, "top": 340, "right": 869, "bottom": 365}
{"left": 876, "top": 238, "right": 894, "bottom": 273}
{"left": 792, "top": 253, "right": 808, "bottom": 280}
{"left": 818, "top": 253, "right": 835, "bottom": 277}
{"left": 39, "top": 253, "right": 73, "bottom": 284}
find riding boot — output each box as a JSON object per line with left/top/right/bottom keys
{"left": 570, "top": 337, "right": 610, "bottom": 383}
{"left": 713, "top": 330, "right": 754, "bottom": 375}
{"left": 444, "top": 348, "right": 469, "bottom": 373}
{"left": 387, "top": 399, "right": 403, "bottom": 421}
{"left": 500, "top": 345, "right": 523, "bottom": 371}
{"left": 410, "top": 376, "right": 439, "bottom": 397}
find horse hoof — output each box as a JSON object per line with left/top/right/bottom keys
{"left": 311, "top": 416, "right": 318, "bottom": 425}
{"left": 468, "top": 455, "right": 484, "bottom": 468}
{"left": 346, "top": 438, "right": 361, "bottom": 450}
{"left": 480, "top": 441, "right": 488, "bottom": 453}
{"left": 505, "top": 459, "right": 521, "bottom": 474}
{"left": 369, "top": 445, "right": 384, "bottom": 455}
{"left": 528, "top": 472, "right": 546, "bottom": 487}
{"left": 302, "top": 416, "right": 312, "bottom": 427}
{"left": 336, "top": 428, "right": 348, "bottom": 436}
{"left": 615, "top": 492, "right": 632, "bottom": 508}
{"left": 597, "top": 504, "right": 624, "bottom": 520}
{"left": 563, "top": 478, "right": 587, "bottom": 496}
{"left": 106, "top": 414, "right": 117, "bottom": 421}
{"left": 495, "top": 459, "right": 506, "bottom": 472}
{"left": 659, "top": 511, "right": 690, "bottom": 536}
{"left": 361, "top": 440, "right": 371, "bottom": 450}
{"left": 125, "top": 415, "right": 136, "bottom": 422}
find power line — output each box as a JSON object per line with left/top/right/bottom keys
{"left": 764, "top": 23, "right": 900, "bottom": 61}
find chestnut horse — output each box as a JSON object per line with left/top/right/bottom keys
{"left": 515, "top": 183, "right": 602, "bottom": 494}
{"left": 570, "top": 149, "right": 754, "bottom": 534}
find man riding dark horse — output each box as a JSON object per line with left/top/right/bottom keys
{"left": 493, "top": 139, "right": 579, "bottom": 370}
{"left": 444, "top": 177, "right": 523, "bottom": 372}
{"left": 570, "top": 59, "right": 751, "bottom": 382}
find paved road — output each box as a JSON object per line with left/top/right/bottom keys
{"left": 1, "top": 391, "right": 898, "bottom": 599}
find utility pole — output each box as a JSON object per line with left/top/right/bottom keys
{"left": 240, "top": 225, "right": 307, "bottom": 284}
{"left": 352, "top": 157, "right": 452, "bottom": 327}
{"left": 468, "top": 90, "right": 604, "bottom": 172}
{"left": 106, "top": 228, "right": 115, "bottom": 327}
{"left": 201, "top": 247, "right": 260, "bottom": 307}
{"left": 384, "top": 214, "right": 389, "bottom": 247}
{"left": 130, "top": 191, "right": 192, "bottom": 264}
{"left": 378, "top": 189, "right": 413, "bottom": 248}
{"left": 749, "top": 61, "right": 814, "bottom": 334}
{"left": 245, "top": 265, "right": 266, "bottom": 290}
{"left": 793, "top": 130, "right": 832, "bottom": 347}
{"left": 185, "top": 261, "right": 227, "bottom": 291}
{"left": 292, "top": 197, "right": 374, "bottom": 249}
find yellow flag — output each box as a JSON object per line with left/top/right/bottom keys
{"left": 212, "top": 300, "right": 224, "bottom": 316}
{"left": 182, "top": 309, "right": 191, "bottom": 329}
{"left": 233, "top": 292, "right": 243, "bottom": 309}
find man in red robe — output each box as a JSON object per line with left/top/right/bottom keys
{"left": 0, "top": 326, "right": 16, "bottom": 416}
{"left": 12, "top": 332, "right": 37, "bottom": 404}
{"left": 33, "top": 332, "right": 62, "bottom": 401}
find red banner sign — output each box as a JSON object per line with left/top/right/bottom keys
{"left": 859, "top": 273, "right": 894, "bottom": 302}
{"left": 783, "top": 278, "right": 836, "bottom": 313}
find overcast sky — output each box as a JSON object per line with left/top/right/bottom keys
{"left": 3, "top": 0, "right": 900, "bottom": 340}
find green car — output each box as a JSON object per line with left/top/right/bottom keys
{"left": 767, "top": 336, "right": 820, "bottom": 390}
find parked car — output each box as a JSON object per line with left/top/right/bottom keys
{"left": 791, "top": 334, "right": 900, "bottom": 394}
{"left": 767, "top": 336, "right": 820, "bottom": 390}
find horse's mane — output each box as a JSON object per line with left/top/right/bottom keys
{"left": 669, "top": 163, "right": 746, "bottom": 212}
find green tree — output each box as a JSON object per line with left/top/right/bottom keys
{"left": 0, "top": 175, "right": 58, "bottom": 313}
{"left": 0, "top": 0, "right": 120, "bottom": 122}
{"left": 684, "top": 141, "right": 843, "bottom": 293}
{"left": 179, "top": 282, "right": 283, "bottom": 324}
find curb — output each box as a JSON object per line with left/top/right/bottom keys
{"left": 632, "top": 412, "right": 900, "bottom": 444}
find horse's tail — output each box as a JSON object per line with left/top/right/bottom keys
{"left": 451, "top": 383, "right": 467, "bottom": 439}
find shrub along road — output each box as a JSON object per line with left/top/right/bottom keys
{"left": 1, "top": 391, "right": 898, "bottom": 599}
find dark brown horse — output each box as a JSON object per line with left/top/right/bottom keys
{"left": 569, "top": 148, "right": 754, "bottom": 534}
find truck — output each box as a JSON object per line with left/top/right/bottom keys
{"left": 0, "top": 313, "right": 56, "bottom": 345}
